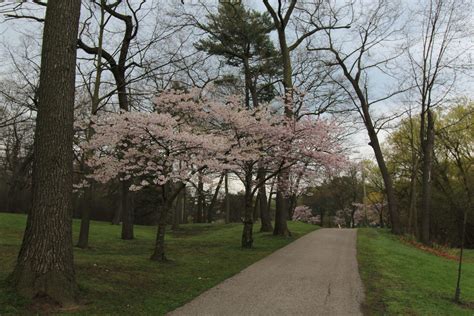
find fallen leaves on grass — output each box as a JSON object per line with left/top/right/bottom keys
{"left": 399, "top": 236, "right": 460, "bottom": 261}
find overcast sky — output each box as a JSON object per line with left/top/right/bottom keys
{"left": 0, "top": 0, "right": 472, "bottom": 161}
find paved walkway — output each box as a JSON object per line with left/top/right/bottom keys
{"left": 169, "top": 229, "right": 365, "bottom": 316}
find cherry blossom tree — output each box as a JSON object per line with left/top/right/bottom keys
{"left": 292, "top": 205, "right": 320, "bottom": 225}
{"left": 82, "top": 89, "right": 234, "bottom": 260}
{"left": 82, "top": 87, "right": 346, "bottom": 255}
{"left": 155, "top": 88, "right": 345, "bottom": 249}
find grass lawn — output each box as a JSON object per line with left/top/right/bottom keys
{"left": 0, "top": 213, "right": 317, "bottom": 315}
{"left": 357, "top": 228, "right": 474, "bottom": 315}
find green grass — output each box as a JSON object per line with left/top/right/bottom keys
{"left": 357, "top": 228, "right": 474, "bottom": 315}
{"left": 0, "top": 213, "right": 318, "bottom": 315}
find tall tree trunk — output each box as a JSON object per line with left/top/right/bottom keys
{"left": 331, "top": 43, "right": 402, "bottom": 234}
{"left": 364, "top": 110, "right": 401, "bottom": 234}
{"left": 408, "top": 165, "right": 419, "bottom": 237}
{"left": 261, "top": 5, "right": 294, "bottom": 236}
{"left": 77, "top": 2, "right": 134, "bottom": 234}
{"left": 225, "top": 173, "right": 230, "bottom": 224}
{"left": 12, "top": 0, "right": 81, "bottom": 305}
{"left": 77, "top": 4, "right": 105, "bottom": 248}
{"left": 421, "top": 109, "right": 435, "bottom": 244}
{"left": 121, "top": 181, "right": 134, "bottom": 240}
{"left": 407, "top": 112, "right": 419, "bottom": 237}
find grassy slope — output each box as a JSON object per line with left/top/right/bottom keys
{"left": 0, "top": 213, "right": 317, "bottom": 315}
{"left": 357, "top": 228, "right": 474, "bottom": 315}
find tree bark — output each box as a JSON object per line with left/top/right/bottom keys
{"left": 121, "top": 181, "right": 134, "bottom": 240}
{"left": 151, "top": 182, "right": 185, "bottom": 261}
{"left": 420, "top": 109, "right": 435, "bottom": 244}
{"left": 273, "top": 181, "right": 291, "bottom": 237}
{"left": 263, "top": 1, "right": 294, "bottom": 237}
{"left": 151, "top": 207, "right": 169, "bottom": 261}
{"left": 12, "top": 0, "right": 81, "bottom": 305}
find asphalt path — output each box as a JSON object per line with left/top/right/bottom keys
{"left": 169, "top": 228, "right": 365, "bottom": 316}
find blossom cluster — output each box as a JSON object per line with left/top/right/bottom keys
{"left": 292, "top": 205, "right": 320, "bottom": 225}
{"left": 79, "top": 88, "right": 346, "bottom": 194}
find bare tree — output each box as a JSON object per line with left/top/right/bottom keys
{"left": 308, "top": 0, "right": 406, "bottom": 234}
{"left": 406, "top": 0, "right": 470, "bottom": 244}
{"left": 262, "top": 0, "right": 350, "bottom": 236}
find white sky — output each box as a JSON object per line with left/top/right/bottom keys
{"left": 0, "top": 0, "right": 472, "bottom": 162}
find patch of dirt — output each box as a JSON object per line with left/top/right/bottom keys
{"left": 28, "top": 294, "right": 83, "bottom": 314}
{"left": 458, "top": 301, "right": 474, "bottom": 310}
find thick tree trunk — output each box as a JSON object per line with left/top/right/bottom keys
{"left": 12, "top": 0, "right": 81, "bottom": 305}
{"left": 421, "top": 110, "right": 435, "bottom": 244}
{"left": 121, "top": 181, "right": 134, "bottom": 240}
{"left": 272, "top": 36, "right": 293, "bottom": 237}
